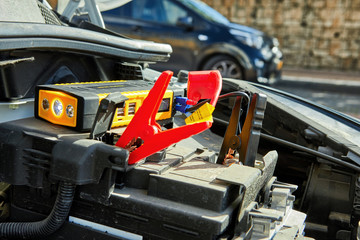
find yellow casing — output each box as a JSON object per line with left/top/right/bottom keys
{"left": 38, "top": 90, "right": 78, "bottom": 127}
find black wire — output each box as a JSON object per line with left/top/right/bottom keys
{"left": 261, "top": 133, "right": 360, "bottom": 173}
{"left": 186, "top": 91, "right": 250, "bottom": 112}
{"left": 0, "top": 181, "right": 76, "bottom": 238}
{"left": 218, "top": 91, "right": 250, "bottom": 102}
{"left": 212, "top": 114, "right": 360, "bottom": 171}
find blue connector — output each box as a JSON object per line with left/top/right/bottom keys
{"left": 175, "top": 97, "right": 195, "bottom": 113}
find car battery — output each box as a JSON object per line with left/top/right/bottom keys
{"left": 0, "top": 117, "right": 244, "bottom": 240}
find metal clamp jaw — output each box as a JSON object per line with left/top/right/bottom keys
{"left": 217, "top": 92, "right": 267, "bottom": 166}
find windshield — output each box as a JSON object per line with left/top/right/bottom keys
{"left": 179, "top": 0, "right": 230, "bottom": 25}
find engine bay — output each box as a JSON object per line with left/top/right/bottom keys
{"left": 1, "top": 1, "right": 360, "bottom": 239}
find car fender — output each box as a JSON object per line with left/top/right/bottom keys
{"left": 196, "top": 43, "right": 253, "bottom": 70}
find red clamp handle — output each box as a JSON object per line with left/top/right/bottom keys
{"left": 187, "top": 70, "right": 222, "bottom": 106}
{"left": 116, "top": 70, "right": 222, "bottom": 164}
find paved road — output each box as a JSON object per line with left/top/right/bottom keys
{"left": 275, "top": 75, "right": 360, "bottom": 119}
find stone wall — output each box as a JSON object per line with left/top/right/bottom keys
{"left": 202, "top": 0, "right": 360, "bottom": 71}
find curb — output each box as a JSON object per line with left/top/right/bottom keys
{"left": 277, "top": 75, "right": 360, "bottom": 94}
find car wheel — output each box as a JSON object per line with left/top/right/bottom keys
{"left": 202, "top": 55, "right": 243, "bottom": 79}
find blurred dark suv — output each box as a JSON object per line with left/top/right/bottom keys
{"left": 102, "top": 0, "right": 283, "bottom": 84}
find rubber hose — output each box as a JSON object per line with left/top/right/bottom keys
{"left": 0, "top": 181, "right": 76, "bottom": 239}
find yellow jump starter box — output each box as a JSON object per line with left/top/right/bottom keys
{"left": 34, "top": 80, "right": 177, "bottom": 131}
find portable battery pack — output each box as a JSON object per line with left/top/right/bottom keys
{"left": 35, "top": 80, "right": 175, "bottom": 131}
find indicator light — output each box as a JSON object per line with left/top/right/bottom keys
{"left": 42, "top": 98, "right": 49, "bottom": 110}
{"left": 53, "top": 100, "right": 63, "bottom": 116}
{"left": 66, "top": 105, "right": 74, "bottom": 118}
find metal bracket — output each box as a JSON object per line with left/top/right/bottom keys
{"left": 62, "top": 0, "right": 105, "bottom": 28}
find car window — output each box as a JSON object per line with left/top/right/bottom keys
{"left": 102, "top": 1, "right": 132, "bottom": 18}
{"left": 105, "top": 0, "right": 189, "bottom": 26}
{"left": 163, "top": 0, "right": 188, "bottom": 25}
{"left": 180, "top": 0, "right": 229, "bottom": 25}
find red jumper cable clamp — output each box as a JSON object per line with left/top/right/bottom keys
{"left": 116, "top": 70, "right": 222, "bottom": 164}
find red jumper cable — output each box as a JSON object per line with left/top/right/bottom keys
{"left": 115, "top": 70, "right": 222, "bottom": 164}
